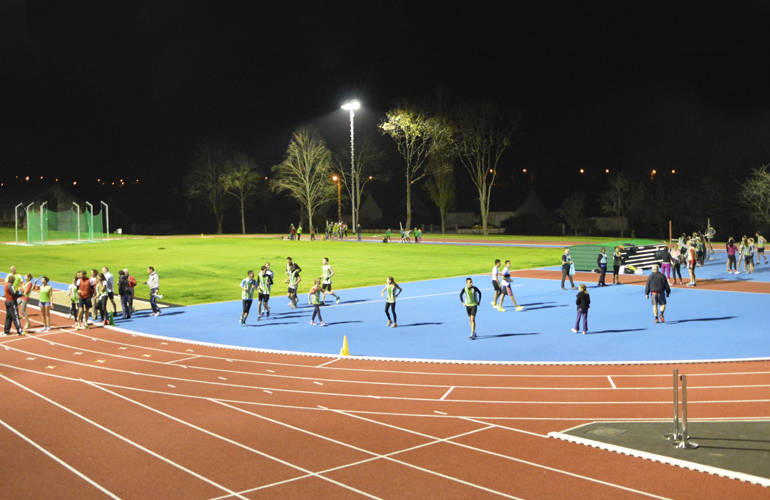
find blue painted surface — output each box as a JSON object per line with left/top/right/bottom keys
{"left": 115, "top": 266, "right": 770, "bottom": 362}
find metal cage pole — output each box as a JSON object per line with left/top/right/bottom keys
{"left": 676, "top": 374, "right": 699, "bottom": 449}
{"left": 24, "top": 202, "right": 34, "bottom": 244}
{"left": 72, "top": 201, "right": 81, "bottom": 241}
{"left": 85, "top": 201, "right": 94, "bottom": 241}
{"left": 100, "top": 201, "right": 109, "bottom": 240}
{"left": 14, "top": 203, "right": 23, "bottom": 245}
{"left": 40, "top": 201, "right": 48, "bottom": 245}
{"left": 664, "top": 368, "right": 680, "bottom": 441}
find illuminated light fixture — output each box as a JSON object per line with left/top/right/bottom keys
{"left": 340, "top": 99, "right": 360, "bottom": 230}
{"left": 368, "top": 175, "right": 373, "bottom": 180}
{"left": 264, "top": 176, "right": 269, "bottom": 180}
{"left": 340, "top": 99, "right": 361, "bottom": 111}
{"left": 671, "top": 169, "right": 676, "bottom": 174}
{"left": 651, "top": 169, "right": 657, "bottom": 175}
{"left": 97, "top": 178, "right": 101, "bottom": 182}
{"left": 579, "top": 169, "right": 585, "bottom": 174}
{"left": 55, "top": 178, "right": 59, "bottom": 182}
{"left": 25, "top": 176, "right": 29, "bottom": 181}
{"left": 72, "top": 180, "right": 78, "bottom": 186}
{"left": 40, "top": 176, "right": 44, "bottom": 180}
{"left": 605, "top": 169, "right": 610, "bottom": 174}
{"left": 331, "top": 175, "right": 339, "bottom": 182}
{"left": 522, "top": 168, "right": 527, "bottom": 173}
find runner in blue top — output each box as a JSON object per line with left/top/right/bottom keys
{"left": 240, "top": 270, "right": 256, "bottom": 325}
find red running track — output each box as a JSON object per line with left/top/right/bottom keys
{"left": 1, "top": 308, "right": 768, "bottom": 499}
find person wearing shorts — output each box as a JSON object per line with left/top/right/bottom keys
{"left": 38, "top": 277, "right": 53, "bottom": 332}
{"left": 321, "top": 257, "right": 340, "bottom": 304}
{"left": 240, "top": 270, "right": 256, "bottom": 325}
{"left": 459, "top": 277, "right": 481, "bottom": 340}
{"left": 491, "top": 259, "right": 502, "bottom": 310}
{"left": 76, "top": 270, "right": 93, "bottom": 329}
{"left": 757, "top": 233, "right": 767, "bottom": 264}
{"left": 645, "top": 264, "right": 671, "bottom": 323}
{"left": 102, "top": 266, "right": 117, "bottom": 315}
{"left": 257, "top": 266, "right": 272, "bottom": 319}
{"left": 500, "top": 260, "right": 524, "bottom": 312}
{"left": 381, "top": 276, "right": 402, "bottom": 327}
{"left": 686, "top": 241, "right": 697, "bottom": 287}
{"left": 286, "top": 263, "right": 301, "bottom": 308}
{"left": 19, "top": 273, "right": 35, "bottom": 333}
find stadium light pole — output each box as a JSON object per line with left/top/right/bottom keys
{"left": 85, "top": 201, "right": 94, "bottom": 241}
{"left": 14, "top": 203, "right": 23, "bottom": 245}
{"left": 72, "top": 201, "right": 81, "bottom": 241}
{"left": 101, "top": 201, "right": 109, "bottom": 240}
{"left": 341, "top": 99, "right": 360, "bottom": 230}
{"left": 331, "top": 175, "right": 342, "bottom": 222}
{"left": 40, "top": 201, "right": 48, "bottom": 244}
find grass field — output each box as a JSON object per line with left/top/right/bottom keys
{"left": 0, "top": 236, "right": 562, "bottom": 305}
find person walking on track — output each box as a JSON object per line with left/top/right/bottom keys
{"left": 257, "top": 266, "right": 272, "bottom": 319}
{"left": 572, "top": 283, "right": 590, "bottom": 335}
{"left": 500, "top": 260, "right": 525, "bottom": 311}
{"left": 645, "top": 264, "right": 671, "bottom": 323}
{"left": 240, "top": 270, "right": 256, "bottom": 325}
{"left": 381, "top": 276, "right": 402, "bottom": 327}
{"left": 460, "top": 277, "right": 481, "bottom": 340}
{"left": 308, "top": 278, "right": 326, "bottom": 326}
{"left": 491, "top": 259, "right": 503, "bottom": 310}
{"left": 757, "top": 233, "right": 767, "bottom": 265}
{"left": 561, "top": 248, "right": 576, "bottom": 290}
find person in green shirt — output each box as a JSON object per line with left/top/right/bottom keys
{"left": 385, "top": 228, "right": 392, "bottom": 243}
{"left": 459, "top": 277, "right": 482, "bottom": 340}
{"left": 240, "top": 270, "right": 256, "bottom": 325}
{"left": 285, "top": 263, "right": 301, "bottom": 308}
{"left": 297, "top": 224, "right": 302, "bottom": 241}
{"left": 381, "top": 276, "right": 402, "bottom": 327}
{"left": 757, "top": 232, "right": 768, "bottom": 265}
{"left": 257, "top": 266, "right": 272, "bottom": 319}
{"left": 38, "top": 276, "right": 53, "bottom": 332}
{"left": 307, "top": 278, "right": 326, "bottom": 326}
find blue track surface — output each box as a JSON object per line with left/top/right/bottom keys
{"left": 112, "top": 258, "right": 770, "bottom": 363}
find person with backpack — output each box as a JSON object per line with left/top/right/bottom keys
{"left": 117, "top": 270, "right": 132, "bottom": 319}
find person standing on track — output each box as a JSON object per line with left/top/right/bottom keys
{"left": 500, "top": 260, "right": 525, "bottom": 312}
{"left": 757, "top": 233, "right": 768, "bottom": 265}
{"left": 102, "top": 266, "right": 117, "bottom": 316}
{"left": 19, "top": 273, "right": 36, "bottom": 333}
{"left": 597, "top": 248, "right": 608, "bottom": 286}
{"left": 145, "top": 266, "right": 161, "bottom": 316}
{"left": 491, "top": 259, "right": 503, "bottom": 310}
{"left": 117, "top": 270, "right": 131, "bottom": 319}
{"left": 67, "top": 274, "right": 79, "bottom": 319}
{"left": 38, "top": 277, "right": 53, "bottom": 332}
{"left": 95, "top": 273, "right": 109, "bottom": 325}
{"left": 572, "top": 283, "right": 590, "bottom": 335}
{"left": 659, "top": 244, "right": 672, "bottom": 281}
{"left": 307, "top": 278, "right": 326, "bottom": 326}
{"left": 612, "top": 246, "right": 624, "bottom": 285}
{"left": 124, "top": 269, "right": 137, "bottom": 315}
{"left": 76, "top": 270, "right": 93, "bottom": 329}
{"left": 257, "top": 266, "right": 272, "bottom": 319}
{"left": 671, "top": 244, "right": 684, "bottom": 285}
{"left": 320, "top": 257, "right": 340, "bottom": 304}
{"left": 726, "top": 237, "right": 738, "bottom": 274}
{"left": 4, "top": 275, "right": 23, "bottom": 335}
{"left": 645, "top": 264, "right": 671, "bottom": 323}
{"left": 381, "top": 276, "right": 402, "bottom": 327}
{"left": 240, "top": 270, "right": 256, "bottom": 326}
{"left": 561, "top": 248, "right": 576, "bottom": 290}
{"left": 460, "top": 277, "right": 481, "bottom": 340}
{"left": 686, "top": 241, "right": 698, "bottom": 287}
{"left": 286, "top": 263, "right": 301, "bottom": 308}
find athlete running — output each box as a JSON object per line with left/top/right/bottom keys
{"left": 257, "top": 266, "right": 272, "bottom": 318}
{"left": 286, "top": 263, "right": 301, "bottom": 308}
{"left": 321, "top": 257, "right": 340, "bottom": 304}
{"left": 240, "top": 270, "right": 256, "bottom": 325}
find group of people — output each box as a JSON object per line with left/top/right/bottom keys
{"left": 2, "top": 265, "right": 163, "bottom": 336}
{"left": 725, "top": 233, "right": 766, "bottom": 275}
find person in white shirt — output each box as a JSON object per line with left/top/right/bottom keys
{"left": 101, "top": 266, "right": 117, "bottom": 315}
{"left": 144, "top": 266, "right": 161, "bottom": 316}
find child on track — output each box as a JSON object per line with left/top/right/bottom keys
{"left": 460, "top": 277, "right": 481, "bottom": 340}
{"left": 38, "top": 277, "right": 53, "bottom": 332}
{"left": 499, "top": 260, "right": 524, "bottom": 312}
{"left": 572, "top": 284, "right": 590, "bottom": 335}
{"left": 286, "top": 263, "right": 301, "bottom": 308}
{"left": 321, "top": 257, "right": 340, "bottom": 304}
{"left": 308, "top": 278, "right": 326, "bottom": 326}
{"left": 240, "top": 270, "right": 256, "bottom": 325}
{"left": 257, "top": 266, "right": 272, "bottom": 319}
{"left": 381, "top": 276, "right": 402, "bottom": 327}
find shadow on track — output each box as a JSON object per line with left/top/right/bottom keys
{"left": 667, "top": 316, "right": 736, "bottom": 324}
{"left": 586, "top": 328, "right": 646, "bottom": 334}
{"left": 397, "top": 322, "right": 443, "bottom": 328}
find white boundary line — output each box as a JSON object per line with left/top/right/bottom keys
{"left": 165, "top": 354, "right": 200, "bottom": 364}
{"left": 607, "top": 376, "right": 616, "bottom": 389}
{"left": 440, "top": 386, "right": 455, "bottom": 400}
{"left": 316, "top": 357, "right": 341, "bottom": 368}
{"left": 0, "top": 374, "right": 248, "bottom": 499}
{"left": 548, "top": 431, "right": 770, "bottom": 488}
{"left": 0, "top": 417, "right": 120, "bottom": 499}
{"left": 85, "top": 382, "right": 381, "bottom": 499}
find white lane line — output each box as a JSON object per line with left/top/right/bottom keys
{"left": 211, "top": 400, "right": 516, "bottom": 499}
{"left": 166, "top": 355, "right": 200, "bottom": 364}
{"left": 316, "top": 357, "right": 340, "bottom": 368}
{"left": 607, "top": 376, "right": 616, "bottom": 389}
{"left": 334, "top": 410, "right": 670, "bottom": 500}
{"left": 0, "top": 417, "right": 120, "bottom": 499}
{"left": 0, "top": 374, "right": 247, "bottom": 499}
{"left": 440, "top": 386, "right": 455, "bottom": 401}
{"left": 460, "top": 417, "right": 548, "bottom": 439}
{"left": 85, "top": 382, "right": 381, "bottom": 500}
{"left": 4, "top": 361, "right": 770, "bottom": 423}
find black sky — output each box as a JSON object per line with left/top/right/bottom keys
{"left": 3, "top": 1, "right": 770, "bottom": 187}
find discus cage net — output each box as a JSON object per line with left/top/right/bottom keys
{"left": 14, "top": 201, "right": 110, "bottom": 245}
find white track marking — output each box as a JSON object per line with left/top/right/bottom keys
{"left": 316, "top": 357, "right": 340, "bottom": 368}
{"left": 0, "top": 417, "right": 120, "bottom": 499}
{"left": 84, "top": 382, "right": 381, "bottom": 499}
{"left": 211, "top": 399, "right": 518, "bottom": 499}
{"left": 460, "top": 417, "right": 548, "bottom": 439}
{"left": 4, "top": 363, "right": 770, "bottom": 422}
{"left": 0, "top": 374, "right": 247, "bottom": 499}
{"left": 440, "top": 386, "right": 454, "bottom": 400}
{"left": 19, "top": 335, "right": 770, "bottom": 393}
{"left": 607, "top": 376, "right": 616, "bottom": 389}
{"left": 166, "top": 355, "right": 200, "bottom": 364}
{"left": 334, "top": 410, "right": 670, "bottom": 500}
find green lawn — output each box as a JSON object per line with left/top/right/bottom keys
{"left": 0, "top": 236, "right": 562, "bottom": 305}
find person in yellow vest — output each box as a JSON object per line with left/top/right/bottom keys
{"left": 38, "top": 277, "right": 53, "bottom": 332}
{"left": 381, "top": 276, "right": 402, "bottom": 327}
{"left": 307, "top": 278, "right": 326, "bottom": 326}
{"left": 320, "top": 257, "right": 340, "bottom": 304}
{"left": 459, "top": 277, "right": 482, "bottom": 340}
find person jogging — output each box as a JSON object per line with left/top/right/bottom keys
{"left": 597, "top": 248, "right": 608, "bottom": 286}
{"left": 500, "top": 260, "right": 525, "bottom": 312}
{"left": 145, "top": 266, "right": 161, "bottom": 316}
{"left": 491, "top": 259, "right": 503, "bottom": 310}
{"left": 561, "top": 248, "right": 576, "bottom": 290}
{"left": 286, "top": 263, "right": 301, "bottom": 308}
{"left": 240, "top": 270, "right": 256, "bottom": 325}
{"left": 645, "top": 264, "right": 671, "bottom": 323}
{"left": 308, "top": 278, "right": 326, "bottom": 326}
{"left": 321, "top": 257, "right": 340, "bottom": 304}
{"left": 460, "top": 277, "right": 481, "bottom": 340}
{"left": 757, "top": 233, "right": 768, "bottom": 265}
{"left": 257, "top": 266, "right": 272, "bottom": 319}
{"left": 38, "top": 277, "right": 53, "bottom": 332}
{"left": 4, "top": 275, "right": 23, "bottom": 335}
{"left": 572, "top": 283, "right": 590, "bottom": 335}
{"left": 381, "top": 276, "right": 402, "bottom": 327}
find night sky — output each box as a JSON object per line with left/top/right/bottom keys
{"left": 3, "top": 1, "right": 770, "bottom": 230}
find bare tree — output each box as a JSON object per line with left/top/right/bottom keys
{"left": 271, "top": 128, "right": 336, "bottom": 237}
{"left": 740, "top": 165, "right": 770, "bottom": 230}
{"left": 556, "top": 193, "right": 588, "bottom": 236}
{"left": 221, "top": 153, "right": 260, "bottom": 234}
{"left": 185, "top": 139, "right": 229, "bottom": 233}
{"left": 380, "top": 107, "right": 451, "bottom": 229}
{"left": 454, "top": 101, "right": 517, "bottom": 236}
{"left": 601, "top": 173, "right": 631, "bottom": 237}
{"left": 424, "top": 150, "right": 456, "bottom": 235}
{"left": 336, "top": 139, "right": 384, "bottom": 228}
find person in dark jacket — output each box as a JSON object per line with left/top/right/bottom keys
{"left": 4, "top": 275, "right": 23, "bottom": 335}
{"left": 572, "top": 284, "right": 590, "bottom": 335}
{"left": 645, "top": 264, "right": 671, "bottom": 323}
{"left": 597, "top": 248, "right": 608, "bottom": 286}
{"left": 560, "top": 248, "right": 576, "bottom": 290}
{"left": 117, "top": 270, "right": 131, "bottom": 319}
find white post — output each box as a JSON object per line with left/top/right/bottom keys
{"left": 14, "top": 203, "right": 23, "bottom": 245}
{"left": 349, "top": 108, "right": 356, "bottom": 231}
{"left": 40, "top": 201, "right": 48, "bottom": 245}
{"left": 72, "top": 201, "right": 81, "bottom": 241}
{"left": 24, "top": 202, "right": 34, "bottom": 244}
{"left": 100, "top": 201, "right": 109, "bottom": 241}
{"left": 85, "top": 201, "right": 94, "bottom": 241}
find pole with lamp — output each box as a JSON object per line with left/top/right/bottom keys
{"left": 332, "top": 175, "right": 341, "bottom": 222}
{"left": 340, "top": 99, "right": 360, "bottom": 230}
